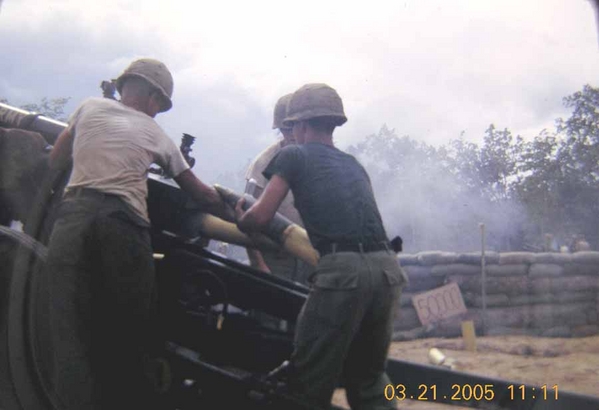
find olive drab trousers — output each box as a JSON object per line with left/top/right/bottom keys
{"left": 33, "top": 191, "right": 159, "bottom": 410}
{"left": 290, "top": 249, "right": 408, "bottom": 409}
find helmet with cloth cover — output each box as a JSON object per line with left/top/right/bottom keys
{"left": 115, "top": 58, "right": 174, "bottom": 113}
{"left": 272, "top": 93, "right": 293, "bottom": 130}
{"left": 282, "top": 83, "right": 347, "bottom": 128}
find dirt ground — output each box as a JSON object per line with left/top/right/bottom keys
{"left": 332, "top": 335, "right": 599, "bottom": 409}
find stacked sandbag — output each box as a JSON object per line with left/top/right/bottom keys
{"left": 393, "top": 251, "right": 599, "bottom": 340}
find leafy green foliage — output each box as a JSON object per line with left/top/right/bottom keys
{"left": 347, "top": 125, "right": 526, "bottom": 252}
{"left": 349, "top": 85, "right": 599, "bottom": 252}
{"left": 19, "top": 97, "right": 71, "bottom": 122}
{"left": 508, "top": 86, "right": 599, "bottom": 248}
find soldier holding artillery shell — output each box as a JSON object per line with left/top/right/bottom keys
{"left": 236, "top": 83, "right": 408, "bottom": 409}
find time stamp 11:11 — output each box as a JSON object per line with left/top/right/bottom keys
{"left": 384, "top": 384, "right": 559, "bottom": 402}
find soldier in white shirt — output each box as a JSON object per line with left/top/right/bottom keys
{"left": 244, "top": 93, "right": 309, "bottom": 285}
{"left": 35, "top": 58, "right": 233, "bottom": 410}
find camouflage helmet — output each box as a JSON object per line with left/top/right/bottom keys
{"left": 283, "top": 83, "right": 347, "bottom": 127}
{"left": 272, "top": 93, "right": 293, "bottom": 130}
{"left": 116, "top": 58, "right": 174, "bottom": 112}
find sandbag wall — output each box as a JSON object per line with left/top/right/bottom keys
{"left": 393, "top": 251, "right": 599, "bottom": 340}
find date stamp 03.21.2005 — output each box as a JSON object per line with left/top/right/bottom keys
{"left": 384, "top": 383, "right": 559, "bottom": 402}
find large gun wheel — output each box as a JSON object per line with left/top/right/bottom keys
{"left": 0, "top": 226, "right": 52, "bottom": 410}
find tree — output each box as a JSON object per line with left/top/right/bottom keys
{"left": 445, "top": 138, "right": 483, "bottom": 194}
{"left": 439, "top": 126, "right": 527, "bottom": 251}
{"left": 20, "top": 97, "right": 71, "bottom": 122}
{"left": 1, "top": 97, "right": 70, "bottom": 122}
{"left": 347, "top": 126, "right": 516, "bottom": 252}
{"left": 352, "top": 86, "right": 599, "bottom": 252}
{"left": 446, "top": 125, "right": 523, "bottom": 202}
{"left": 514, "top": 130, "right": 562, "bottom": 245}
{"left": 554, "top": 85, "right": 599, "bottom": 245}
{"left": 557, "top": 85, "right": 599, "bottom": 185}
{"left": 513, "top": 85, "right": 599, "bottom": 249}
{"left": 479, "top": 125, "right": 524, "bottom": 201}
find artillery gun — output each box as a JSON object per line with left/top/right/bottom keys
{"left": 1, "top": 101, "right": 598, "bottom": 410}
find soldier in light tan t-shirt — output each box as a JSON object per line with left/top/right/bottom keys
{"left": 244, "top": 93, "right": 310, "bottom": 285}
{"left": 35, "top": 59, "right": 233, "bottom": 410}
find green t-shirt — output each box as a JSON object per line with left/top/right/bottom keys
{"left": 263, "top": 142, "right": 388, "bottom": 250}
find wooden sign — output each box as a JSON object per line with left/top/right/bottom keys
{"left": 412, "top": 282, "right": 467, "bottom": 326}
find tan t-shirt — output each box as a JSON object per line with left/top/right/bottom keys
{"left": 65, "top": 97, "right": 189, "bottom": 222}
{"left": 245, "top": 139, "right": 303, "bottom": 226}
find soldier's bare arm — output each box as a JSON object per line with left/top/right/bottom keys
{"left": 174, "top": 169, "right": 235, "bottom": 222}
{"left": 49, "top": 128, "right": 74, "bottom": 171}
{"left": 236, "top": 174, "right": 289, "bottom": 232}
{"left": 244, "top": 179, "right": 272, "bottom": 272}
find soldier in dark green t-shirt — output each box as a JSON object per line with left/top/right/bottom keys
{"left": 236, "top": 83, "right": 408, "bottom": 410}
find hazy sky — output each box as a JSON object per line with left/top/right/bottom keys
{"left": 1, "top": 0, "right": 598, "bottom": 182}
